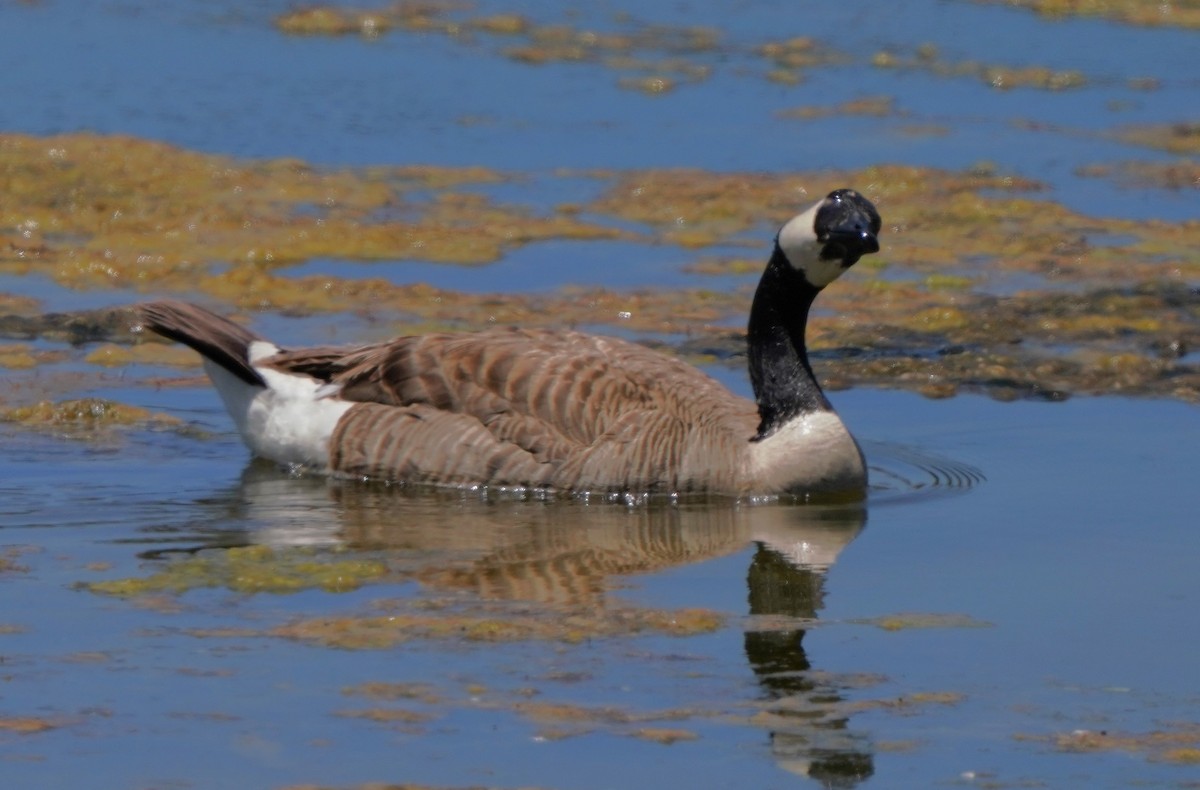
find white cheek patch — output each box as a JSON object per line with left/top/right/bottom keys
{"left": 777, "top": 201, "right": 845, "bottom": 288}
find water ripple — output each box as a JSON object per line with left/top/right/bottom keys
{"left": 862, "top": 440, "right": 985, "bottom": 506}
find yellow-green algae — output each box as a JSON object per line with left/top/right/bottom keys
{"left": 0, "top": 717, "right": 60, "bottom": 735}
{"left": 977, "top": 0, "right": 1200, "bottom": 29}
{"left": 3, "top": 133, "right": 1200, "bottom": 403}
{"left": 1078, "top": 159, "right": 1200, "bottom": 190}
{"left": 335, "top": 707, "right": 435, "bottom": 725}
{"left": 279, "top": 785, "right": 522, "bottom": 790}
{"left": 343, "top": 682, "right": 442, "bottom": 704}
{"left": 1116, "top": 122, "right": 1200, "bottom": 156}
{"left": 852, "top": 612, "right": 994, "bottom": 631}
{"left": 274, "top": 5, "right": 722, "bottom": 91}
{"left": 510, "top": 700, "right": 695, "bottom": 726}
{"left": 84, "top": 342, "right": 202, "bottom": 369}
{"left": 270, "top": 1, "right": 1117, "bottom": 102}
{"left": 502, "top": 699, "right": 701, "bottom": 743}
{"left": 777, "top": 96, "right": 897, "bottom": 120}
{"left": 0, "top": 132, "right": 625, "bottom": 290}
{"left": 757, "top": 36, "right": 845, "bottom": 69}
{"left": 1017, "top": 723, "right": 1200, "bottom": 764}
{"left": 274, "top": 5, "right": 396, "bottom": 37}
{"left": 0, "top": 558, "right": 27, "bottom": 574}
{"left": 871, "top": 44, "right": 1087, "bottom": 90}
{"left": 328, "top": 671, "right": 950, "bottom": 757}
{"left": 86, "top": 545, "right": 392, "bottom": 597}
{"left": 273, "top": 598, "right": 724, "bottom": 649}
{"left": 631, "top": 727, "right": 699, "bottom": 744}
{"left": 0, "top": 343, "right": 44, "bottom": 369}
{"left": 756, "top": 36, "right": 847, "bottom": 84}
{"left": 0, "top": 398, "right": 184, "bottom": 437}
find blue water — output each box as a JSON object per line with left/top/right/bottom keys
{"left": 2, "top": 388, "right": 1197, "bottom": 788}
{"left": 3, "top": 0, "right": 1195, "bottom": 219}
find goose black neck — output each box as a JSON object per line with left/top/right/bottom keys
{"left": 747, "top": 245, "right": 830, "bottom": 440}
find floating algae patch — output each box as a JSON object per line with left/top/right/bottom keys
{"left": 85, "top": 545, "right": 392, "bottom": 597}
{"left": 975, "top": 0, "right": 1200, "bottom": 29}
{"left": 0, "top": 132, "right": 624, "bottom": 293}
{"left": 0, "top": 716, "right": 61, "bottom": 735}
{"left": 816, "top": 283, "right": 1200, "bottom": 401}
{"left": 274, "top": 5, "right": 396, "bottom": 37}
{"left": 334, "top": 707, "right": 436, "bottom": 726}
{"left": 583, "top": 165, "right": 1200, "bottom": 400}
{"left": 0, "top": 303, "right": 141, "bottom": 345}
{"left": 0, "top": 292, "right": 39, "bottom": 315}
{"left": 776, "top": 96, "right": 898, "bottom": 121}
{"left": 757, "top": 36, "right": 848, "bottom": 84}
{"left": 276, "top": 4, "right": 723, "bottom": 91}
{"left": 7, "top": 133, "right": 1200, "bottom": 403}
{"left": 583, "top": 164, "right": 1046, "bottom": 250}
{"left": 1017, "top": 723, "right": 1200, "bottom": 764}
{"left": 32, "top": 280, "right": 1200, "bottom": 407}
{"left": 630, "top": 727, "right": 700, "bottom": 744}
{"left": 849, "top": 612, "right": 994, "bottom": 631}
{"left": 84, "top": 342, "right": 202, "bottom": 369}
{"left": 0, "top": 343, "right": 45, "bottom": 370}
{"left": 276, "top": 2, "right": 487, "bottom": 38}
{"left": 0, "top": 546, "right": 35, "bottom": 575}
{"left": 511, "top": 700, "right": 697, "bottom": 726}
{"left": 1077, "top": 159, "right": 1200, "bottom": 190}
{"left": 278, "top": 785, "right": 532, "bottom": 790}
{"left": 496, "top": 699, "right": 703, "bottom": 743}
{"left": 379, "top": 692, "right": 701, "bottom": 743}
{"left": 342, "top": 682, "right": 443, "bottom": 704}
{"left": 274, "top": 598, "right": 724, "bottom": 649}
{"left": 871, "top": 45, "right": 1087, "bottom": 90}
{"left": 170, "top": 275, "right": 742, "bottom": 333}
{"left": 1116, "top": 122, "right": 1200, "bottom": 156}
{"left": 9, "top": 133, "right": 1197, "bottom": 299}
{"left": 0, "top": 398, "right": 185, "bottom": 439}
{"left": 507, "top": 21, "right": 719, "bottom": 91}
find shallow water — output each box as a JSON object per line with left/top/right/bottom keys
{"left": 2, "top": 0, "right": 1199, "bottom": 788}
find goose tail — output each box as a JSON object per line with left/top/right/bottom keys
{"left": 137, "top": 300, "right": 267, "bottom": 387}
{"left": 135, "top": 300, "right": 352, "bottom": 469}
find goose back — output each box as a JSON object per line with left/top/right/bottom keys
{"left": 263, "top": 328, "right": 761, "bottom": 492}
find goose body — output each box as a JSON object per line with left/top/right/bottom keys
{"left": 135, "top": 188, "right": 881, "bottom": 498}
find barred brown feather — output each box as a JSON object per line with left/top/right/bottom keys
{"left": 131, "top": 187, "right": 877, "bottom": 497}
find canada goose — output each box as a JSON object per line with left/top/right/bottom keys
{"left": 134, "top": 188, "right": 880, "bottom": 498}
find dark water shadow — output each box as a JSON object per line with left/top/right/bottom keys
{"left": 745, "top": 542, "right": 876, "bottom": 786}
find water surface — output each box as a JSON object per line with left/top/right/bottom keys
{"left": 1, "top": 1, "right": 1198, "bottom": 788}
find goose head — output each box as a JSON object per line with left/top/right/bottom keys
{"left": 776, "top": 188, "right": 881, "bottom": 289}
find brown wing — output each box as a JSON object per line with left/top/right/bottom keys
{"left": 264, "top": 328, "right": 759, "bottom": 492}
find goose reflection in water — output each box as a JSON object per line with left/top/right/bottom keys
{"left": 151, "top": 461, "right": 874, "bottom": 786}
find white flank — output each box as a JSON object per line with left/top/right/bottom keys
{"left": 202, "top": 341, "right": 352, "bottom": 469}
{"left": 745, "top": 410, "right": 865, "bottom": 494}
{"left": 777, "top": 198, "right": 846, "bottom": 288}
